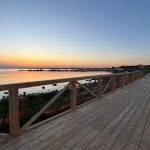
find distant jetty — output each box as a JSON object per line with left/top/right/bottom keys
{"left": 19, "top": 67, "right": 112, "bottom": 72}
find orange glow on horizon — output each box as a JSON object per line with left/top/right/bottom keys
{"left": 0, "top": 53, "right": 140, "bottom": 68}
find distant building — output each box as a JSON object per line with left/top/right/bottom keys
{"left": 139, "top": 65, "right": 145, "bottom": 69}
{"left": 112, "top": 67, "right": 125, "bottom": 73}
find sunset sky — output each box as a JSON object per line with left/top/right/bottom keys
{"left": 0, "top": 0, "right": 150, "bottom": 68}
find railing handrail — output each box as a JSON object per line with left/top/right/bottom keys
{"left": 0, "top": 71, "right": 141, "bottom": 91}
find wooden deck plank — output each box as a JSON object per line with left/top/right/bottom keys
{"left": 0, "top": 91, "right": 123, "bottom": 150}
{"left": 0, "top": 95, "right": 111, "bottom": 149}
{"left": 41, "top": 81, "right": 147, "bottom": 150}
{"left": 97, "top": 84, "right": 150, "bottom": 150}
{"left": 111, "top": 77, "right": 150, "bottom": 150}
{"left": 57, "top": 98, "right": 134, "bottom": 150}
{"left": 0, "top": 74, "right": 150, "bottom": 150}
{"left": 40, "top": 82, "right": 145, "bottom": 150}
{"left": 124, "top": 92, "right": 150, "bottom": 150}
{"left": 138, "top": 108, "right": 150, "bottom": 150}
{"left": 0, "top": 134, "right": 9, "bottom": 144}
{"left": 20, "top": 84, "right": 138, "bottom": 150}
{"left": 58, "top": 83, "right": 146, "bottom": 150}
{"left": 31, "top": 90, "right": 129, "bottom": 150}
{"left": 68, "top": 97, "right": 142, "bottom": 150}
{"left": 80, "top": 81, "right": 149, "bottom": 150}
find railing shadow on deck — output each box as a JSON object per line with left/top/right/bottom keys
{"left": 0, "top": 71, "right": 143, "bottom": 140}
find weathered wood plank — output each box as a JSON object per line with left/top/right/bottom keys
{"left": 111, "top": 82, "right": 150, "bottom": 150}
{"left": 122, "top": 74, "right": 129, "bottom": 86}
{"left": 32, "top": 92, "right": 127, "bottom": 150}
{"left": 96, "top": 84, "right": 150, "bottom": 150}
{"left": 49, "top": 82, "right": 146, "bottom": 150}
{"left": 0, "top": 93, "right": 116, "bottom": 150}
{"left": 77, "top": 82, "right": 148, "bottom": 150}
{"left": 113, "top": 76, "right": 116, "bottom": 90}
{"left": 9, "top": 89, "right": 20, "bottom": 137}
{"left": 0, "top": 134, "right": 9, "bottom": 144}
{"left": 2, "top": 93, "right": 114, "bottom": 149}
{"left": 71, "top": 80, "right": 77, "bottom": 109}
{"left": 97, "top": 77, "right": 102, "bottom": 98}
{"left": 71, "top": 94, "right": 142, "bottom": 150}
{"left": 138, "top": 109, "right": 150, "bottom": 150}
{"left": 124, "top": 93, "right": 150, "bottom": 150}
{"left": 30, "top": 84, "right": 135, "bottom": 150}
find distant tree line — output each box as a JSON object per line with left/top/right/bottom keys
{"left": 112, "top": 65, "right": 150, "bottom": 74}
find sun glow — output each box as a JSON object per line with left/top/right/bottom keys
{"left": 0, "top": 52, "right": 133, "bottom": 68}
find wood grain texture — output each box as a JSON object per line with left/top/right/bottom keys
{"left": 9, "top": 89, "right": 20, "bottom": 137}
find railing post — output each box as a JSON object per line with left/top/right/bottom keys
{"left": 128, "top": 73, "right": 132, "bottom": 83}
{"left": 113, "top": 75, "right": 116, "bottom": 90}
{"left": 140, "top": 72, "right": 142, "bottom": 78}
{"left": 139, "top": 72, "right": 141, "bottom": 78}
{"left": 130, "top": 73, "right": 132, "bottom": 82}
{"left": 97, "top": 77, "right": 101, "bottom": 98}
{"left": 141, "top": 71, "right": 144, "bottom": 77}
{"left": 127, "top": 73, "right": 129, "bottom": 84}
{"left": 135, "top": 72, "right": 137, "bottom": 79}
{"left": 131, "top": 73, "right": 134, "bottom": 82}
{"left": 122, "top": 74, "right": 124, "bottom": 87}
{"left": 9, "top": 88, "right": 20, "bottom": 137}
{"left": 71, "top": 80, "right": 77, "bottom": 110}
{"left": 134, "top": 72, "right": 136, "bottom": 80}
{"left": 137, "top": 72, "right": 139, "bottom": 79}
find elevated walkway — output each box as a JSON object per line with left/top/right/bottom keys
{"left": 0, "top": 74, "right": 150, "bottom": 150}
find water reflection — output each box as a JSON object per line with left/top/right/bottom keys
{"left": 0, "top": 69, "right": 111, "bottom": 99}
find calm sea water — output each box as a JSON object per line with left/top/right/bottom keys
{"left": 0, "top": 69, "right": 111, "bottom": 99}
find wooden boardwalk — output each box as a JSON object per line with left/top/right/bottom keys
{"left": 0, "top": 74, "right": 150, "bottom": 150}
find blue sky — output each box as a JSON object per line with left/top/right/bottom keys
{"left": 0, "top": 0, "right": 150, "bottom": 67}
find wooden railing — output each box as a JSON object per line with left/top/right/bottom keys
{"left": 0, "top": 71, "right": 143, "bottom": 138}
